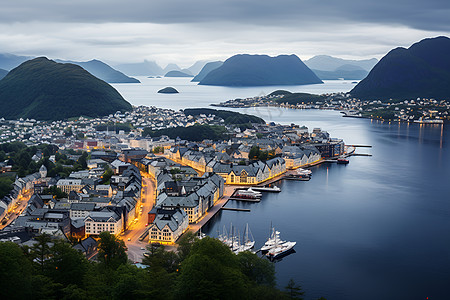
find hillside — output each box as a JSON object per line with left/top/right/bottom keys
{"left": 199, "top": 54, "right": 322, "bottom": 86}
{"left": 183, "top": 108, "right": 265, "bottom": 124}
{"left": 164, "top": 70, "right": 193, "bottom": 77}
{"left": 0, "top": 68, "right": 7, "bottom": 80}
{"left": 350, "top": 36, "right": 450, "bottom": 100}
{"left": 191, "top": 61, "right": 223, "bottom": 82}
{"left": 115, "top": 60, "right": 164, "bottom": 76}
{"left": 0, "top": 57, "right": 132, "bottom": 120}
{"left": 57, "top": 59, "right": 140, "bottom": 83}
{"left": 270, "top": 91, "right": 328, "bottom": 105}
{"left": 304, "top": 55, "right": 378, "bottom": 72}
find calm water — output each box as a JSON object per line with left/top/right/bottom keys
{"left": 113, "top": 79, "right": 450, "bottom": 300}
{"left": 112, "top": 76, "right": 357, "bottom": 110}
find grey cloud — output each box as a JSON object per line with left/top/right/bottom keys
{"left": 0, "top": 0, "right": 449, "bottom": 31}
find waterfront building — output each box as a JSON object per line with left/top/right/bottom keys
{"left": 147, "top": 207, "right": 188, "bottom": 244}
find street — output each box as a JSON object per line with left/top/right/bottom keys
{"left": 0, "top": 190, "right": 32, "bottom": 230}
{"left": 122, "top": 174, "right": 156, "bottom": 262}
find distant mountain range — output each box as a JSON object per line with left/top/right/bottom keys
{"left": 304, "top": 55, "right": 378, "bottom": 80}
{"left": 192, "top": 61, "right": 223, "bottom": 82}
{"left": 115, "top": 60, "right": 165, "bottom": 76}
{"left": 56, "top": 59, "right": 140, "bottom": 83}
{"left": 304, "top": 55, "right": 378, "bottom": 72}
{"left": 0, "top": 57, "right": 132, "bottom": 120}
{"left": 164, "top": 70, "right": 193, "bottom": 77}
{"left": 0, "top": 68, "right": 7, "bottom": 80}
{"left": 0, "top": 53, "right": 31, "bottom": 70}
{"left": 0, "top": 53, "right": 139, "bottom": 83}
{"left": 199, "top": 54, "right": 322, "bottom": 86}
{"left": 350, "top": 36, "right": 450, "bottom": 100}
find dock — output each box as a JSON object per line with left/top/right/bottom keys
{"left": 228, "top": 197, "right": 260, "bottom": 202}
{"left": 221, "top": 207, "right": 251, "bottom": 212}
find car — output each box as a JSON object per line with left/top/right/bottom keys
{"left": 140, "top": 247, "right": 145, "bottom": 250}
{"left": 128, "top": 238, "right": 131, "bottom": 241}
{"left": 145, "top": 223, "right": 148, "bottom": 227}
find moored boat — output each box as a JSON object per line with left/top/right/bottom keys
{"left": 337, "top": 158, "right": 349, "bottom": 164}
{"left": 251, "top": 186, "right": 281, "bottom": 193}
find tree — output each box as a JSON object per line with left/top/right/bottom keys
{"left": 101, "top": 166, "right": 113, "bottom": 184}
{"left": 175, "top": 237, "right": 248, "bottom": 299}
{"left": 176, "top": 231, "right": 196, "bottom": 261}
{"left": 0, "top": 242, "right": 33, "bottom": 299}
{"left": 285, "top": 278, "right": 304, "bottom": 299}
{"left": 237, "top": 251, "right": 275, "bottom": 287}
{"left": 31, "top": 233, "right": 52, "bottom": 273}
{"left": 42, "top": 186, "right": 67, "bottom": 199}
{"left": 97, "top": 232, "right": 128, "bottom": 269}
{"left": 47, "top": 240, "right": 88, "bottom": 287}
{"left": 249, "top": 145, "right": 260, "bottom": 160}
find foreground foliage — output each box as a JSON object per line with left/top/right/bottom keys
{"left": 0, "top": 232, "right": 316, "bottom": 299}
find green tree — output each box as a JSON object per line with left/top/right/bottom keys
{"left": 42, "top": 185, "right": 67, "bottom": 199}
{"left": 31, "top": 233, "right": 52, "bottom": 273}
{"left": 249, "top": 145, "right": 260, "bottom": 160}
{"left": 176, "top": 231, "right": 196, "bottom": 261}
{"left": 0, "top": 242, "right": 33, "bottom": 300}
{"left": 47, "top": 240, "right": 89, "bottom": 287}
{"left": 285, "top": 278, "right": 304, "bottom": 299}
{"left": 101, "top": 166, "right": 114, "bottom": 184}
{"left": 175, "top": 237, "right": 248, "bottom": 299}
{"left": 237, "top": 251, "right": 275, "bottom": 287}
{"left": 97, "top": 232, "right": 128, "bottom": 269}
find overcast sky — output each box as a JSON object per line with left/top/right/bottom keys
{"left": 0, "top": 0, "right": 448, "bottom": 67}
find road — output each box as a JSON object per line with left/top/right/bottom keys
{"left": 122, "top": 174, "right": 156, "bottom": 262}
{"left": 0, "top": 190, "right": 32, "bottom": 230}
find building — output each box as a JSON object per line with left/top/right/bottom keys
{"left": 84, "top": 211, "right": 122, "bottom": 236}
{"left": 147, "top": 207, "right": 188, "bottom": 244}
{"left": 57, "top": 179, "right": 84, "bottom": 193}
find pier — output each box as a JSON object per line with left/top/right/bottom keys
{"left": 221, "top": 207, "right": 251, "bottom": 212}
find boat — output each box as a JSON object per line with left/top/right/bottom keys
{"left": 296, "top": 168, "right": 312, "bottom": 175}
{"left": 260, "top": 228, "right": 285, "bottom": 252}
{"left": 241, "top": 223, "right": 255, "bottom": 251}
{"left": 337, "top": 158, "right": 349, "bottom": 164}
{"left": 251, "top": 186, "right": 281, "bottom": 193}
{"left": 234, "top": 188, "right": 262, "bottom": 199}
{"left": 197, "top": 228, "right": 206, "bottom": 239}
{"left": 284, "top": 173, "right": 310, "bottom": 181}
{"left": 266, "top": 241, "right": 297, "bottom": 259}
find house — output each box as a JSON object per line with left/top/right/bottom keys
{"left": 147, "top": 207, "right": 188, "bottom": 244}
{"left": 70, "top": 202, "right": 96, "bottom": 219}
{"left": 57, "top": 179, "right": 84, "bottom": 193}
{"left": 84, "top": 211, "right": 122, "bottom": 236}
{"left": 73, "top": 237, "right": 98, "bottom": 260}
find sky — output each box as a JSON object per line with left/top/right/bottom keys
{"left": 0, "top": 0, "right": 449, "bottom": 67}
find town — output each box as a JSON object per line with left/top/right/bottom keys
{"left": 0, "top": 105, "right": 347, "bottom": 263}
{"left": 213, "top": 91, "right": 450, "bottom": 123}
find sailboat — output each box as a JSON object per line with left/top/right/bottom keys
{"left": 234, "top": 224, "right": 255, "bottom": 253}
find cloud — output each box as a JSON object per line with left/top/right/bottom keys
{"left": 0, "top": 1, "right": 448, "bottom": 66}
{"left": 0, "top": 0, "right": 448, "bottom": 31}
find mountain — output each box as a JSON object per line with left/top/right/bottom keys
{"left": 304, "top": 55, "right": 378, "bottom": 72}
{"left": 0, "top": 53, "right": 32, "bottom": 70}
{"left": 57, "top": 59, "right": 140, "bottom": 83}
{"left": 114, "top": 60, "right": 164, "bottom": 76}
{"left": 186, "top": 60, "right": 209, "bottom": 76}
{"left": 311, "top": 65, "right": 368, "bottom": 80}
{"left": 350, "top": 36, "right": 450, "bottom": 101}
{"left": 199, "top": 54, "right": 322, "bottom": 86}
{"left": 163, "top": 63, "right": 181, "bottom": 74}
{"left": 191, "top": 61, "right": 223, "bottom": 82}
{"left": 164, "top": 70, "right": 194, "bottom": 77}
{"left": 0, "top": 69, "right": 7, "bottom": 80}
{"left": 0, "top": 57, "right": 132, "bottom": 120}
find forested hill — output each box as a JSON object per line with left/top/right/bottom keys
{"left": 0, "top": 57, "right": 132, "bottom": 120}
{"left": 183, "top": 108, "right": 265, "bottom": 124}
{"left": 350, "top": 36, "right": 450, "bottom": 101}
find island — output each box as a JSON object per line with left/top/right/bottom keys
{"left": 157, "top": 87, "right": 179, "bottom": 94}
{"left": 164, "top": 70, "right": 193, "bottom": 77}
